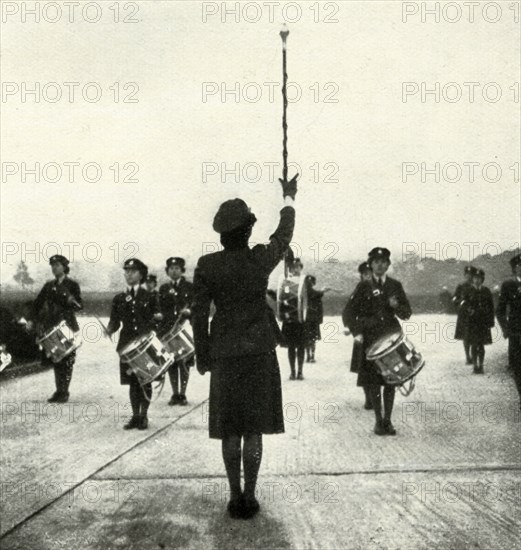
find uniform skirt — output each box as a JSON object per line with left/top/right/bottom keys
{"left": 281, "top": 321, "right": 306, "bottom": 348}
{"left": 356, "top": 357, "right": 387, "bottom": 387}
{"left": 466, "top": 323, "right": 493, "bottom": 346}
{"left": 209, "top": 350, "right": 285, "bottom": 439}
{"left": 304, "top": 321, "right": 321, "bottom": 344}
{"left": 454, "top": 312, "right": 469, "bottom": 341}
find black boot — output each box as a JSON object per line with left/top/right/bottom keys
{"left": 124, "top": 416, "right": 140, "bottom": 430}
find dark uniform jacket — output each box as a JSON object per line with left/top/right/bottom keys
{"left": 158, "top": 277, "right": 194, "bottom": 333}
{"left": 350, "top": 276, "right": 412, "bottom": 350}
{"left": 453, "top": 282, "right": 472, "bottom": 340}
{"left": 192, "top": 206, "right": 295, "bottom": 368}
{"left": 107, "top": 287, "right": 160, "bottom": 352}
{"left": 306, "top": 286, "right": 324, "bottom": 325}
{"left": 496, "top": 277, "right": 521, "bottom": 336}
{"left": 33, "top": 277, "right": 83, "bottom": 332}
{"left": 464, "top": 285, "right": 495, "bottom": 345}
{"left": 342, "top": 282, "right": 365, "bottom": 373}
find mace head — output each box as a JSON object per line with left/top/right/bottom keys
{"left": 279, "top": 23, "right": 289, "bottom": 43}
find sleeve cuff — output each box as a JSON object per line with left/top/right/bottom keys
{"left": 284, "top": 196, "right": 295, "bottom": 207}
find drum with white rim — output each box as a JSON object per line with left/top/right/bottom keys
{"left": 366, "top": 331, "right": 425, "bottom": 395}
{"left": 37, "top": 321, "right": 81, "bottom": 363}
{"left": 160, "top": 322, "right": 195, "bottom": 363}
{"left": 119, "top": 331, "right": 174, "bottom": 386}
{"left": 276, "top": 273, "right": 308, "bottom": 323}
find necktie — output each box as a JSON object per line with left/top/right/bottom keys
{"left": 130, "top": 287, "right": 135, "bottom": 298}
{"left": 378, "top": 278, "right": 383, "bottom": 289}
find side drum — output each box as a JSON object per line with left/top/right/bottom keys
{"left": 119, "top": 331, "right": 175, "bottom": 386}
{"left": 276, "top": 274, "right": 308, "bottom": 323}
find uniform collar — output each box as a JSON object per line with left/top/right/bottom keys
{"left": 373, "top": 273, "right": 387, "bottom": 285}
{"left": 54, "top": 275, "right": 67, "bottom": 285}
{"left": 170, "top": 277, "right": 183, "bottom": 286}
{"left": 126, "top": 284, "right": 140, "bottom": 294}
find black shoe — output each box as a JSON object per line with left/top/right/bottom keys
{"left": 227, "top": 495, "right": 243, "bottom": 519}
{"left": 297, "top": 372, "right": 304, "bottom": 380}
{"left": 383, "top": 420, "right": 397, "bottom": 435}
{"left": 241, "top": 497, "right": 260, "bottom": 519}
{"left": 374, "top": 420, "right": 386, "bottom": 436}
{"left": 123, "top": 416, "right": 140, "bottom": 430}
{"left": 289, "top": 373, "right": 296, "bottom": 380}
{"left": 55, "top": 392, "right": 69, "bottom": 403}
{"left": 47, "top": 392, "right": 60, "bottom": 403}
{"left": 168, "top": 395, "right": 180, "bottom": 406}
{"left": 178, "top": 395, "right": 188, "bottom": 406}
{"left": 309, "top": 358, "right": 316, "bottom": 363}
{"left": 138, "top": 416, "right": 148, "bottom": 430}
{"left": 364, "top": 401, "right": 374, "bottom": 410}
{"left": 466, "top": 358, "right": 473, "bottom": 365}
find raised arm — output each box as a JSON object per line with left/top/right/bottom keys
{"left": 255, "top": 175, "right": 298, "bottom": 271}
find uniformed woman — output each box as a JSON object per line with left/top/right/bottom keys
{"left": 281, "top": 258, "right": 307, "bottom": 380}
{"left": 158, "top": 257, "right": 194, "bottom": 406}
{"left": 107, "top": 259, "right": 162, "bottom": 430}
{"left": 304, "top": 275, "right": 329, "bottom": 364}
{"left": 342, "top": 261, "right": 373, "bottom": 409}
{"left": 453, "top": 266, "right": 477, "bottom": 364}
{"left": 496, "top": 254, "right": 521, "bottom": 407}
{"left": 349, "top": 248, "right": 412, "bottom": 435}
{"left": 192, "top": 175, "right": 297, "bottom": 519}
{"left": 465, "top": 268, "right": 495, "bottom": 374}
{"left": 30, "top": 255, "right": 83, "bottom": 403}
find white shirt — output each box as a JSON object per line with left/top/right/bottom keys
{"left": 126, "top": 284, "right": 140, "bottom": 295}
{"left": 373, "top": 273, "right": 387, "bottom": 285}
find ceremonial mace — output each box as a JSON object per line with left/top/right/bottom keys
{"left": 280, "top": 24, "right": 292, "bottom": 278}
{"left": 280, "top": 23, "right": 289, "bottom": 186}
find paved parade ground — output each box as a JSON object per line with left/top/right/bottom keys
{"left": 1, "top": 314, "right": 520, "bottom": 550}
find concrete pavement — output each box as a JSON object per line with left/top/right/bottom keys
{"left": 1, "top": 315, "right": 519, "bottom": 549}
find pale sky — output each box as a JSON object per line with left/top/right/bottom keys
{"left": 2, "top": 1, "right": 520, "bottom": 283}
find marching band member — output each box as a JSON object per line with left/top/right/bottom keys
{"left": 281, "top": 258, "right": 307, "bottom": 380}
{"left": 304, "top": 275, "right": 329, "bottom": 363}
{"left": 145, "top": 274, "right": 159, "bottom": 298}
{"left": 342, "top": 261, "right": 373, "bottom": 409}
{"left": 29, "top": 255, "right": 82, "bottom": 403}
{"left": 496, "top": 254, "right": 521, "bottom": 408}
{"left": 453, "top": 266, "right": 477, "bottom": 364}
{"left": 107, "top": 258, "right": 162, "bottom": 430}
{"left": 159, "top": 257, "right": 194, "bottom": 406}
{"left": 192, "top": 175, "right": 297, "bottom": 519}
{"left": 464, "top": 269, "right": 495, "bottom": 374}
{"left": 349, "top": 248, "right": 412, "bottom": 435}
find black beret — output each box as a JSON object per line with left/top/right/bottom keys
{"left": 464, "top": 265, "right": 477, "bottom": 275}
{"left": 368, "top": 247, "right": 391, "bottom": 262}
{"left": 146, "top": 274, "right": 157, "bottom": 283}
{"left": 358, "top": 261, "right": 371, "bottom": 274}
{"left": 124, "top": 258, "right": 147, "bottom": 273}
{"left": 49, "top": 255, "right": 69, "bottom": 266}
{"left": 213, "top": 198, "right": 257, "bottom": 234}
{"left": 306, "top": 275, "right": 316, "bottom": 285}
{"left": 166, "top": 257, "right": 186, "bottom": 271}
{"left": 509, "top": 254, "right": 521, "bottom": 268}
